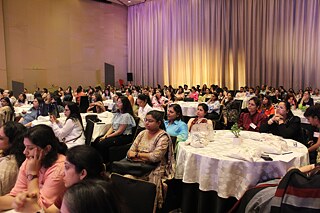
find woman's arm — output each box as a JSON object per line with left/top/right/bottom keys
{"left": 51, "top": 119, "right": 76, "bottom": 141}
{"left": 308, "top": 136, "right": 320, "bottom": 152}
{"left": 0, "top": 195, "right": 15, "bottom": 211}
{"left": 187, "top": 118, "right": 194, "bottom": 131}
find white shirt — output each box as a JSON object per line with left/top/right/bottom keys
{"left": 51, "top": 118, "right": 85, "bottom": 148}
{"left": 138, "top": 104, "right": 153, "bottom": 127}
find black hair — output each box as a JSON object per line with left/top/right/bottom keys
{"left": 137, "top": 94, "right": 152, "bottom": 107}
{"left": 117, "top": 96, "right": 134, "bottom": 116}
{"left": 197, "top": 103, "right": 209, "bottom": 114}
{"left": 24, "top": 125, "right": 66, "bottom": 168}
{"left": 64, "top": 179, "right": 124, "bottom": 213}
{"left": 65, "top": 102, "right": 84, "bottom": 130}
{"left": 2, "top": 122, "right": 26, "bottom": 167}
{"left": 304, "top": 104, "right": 320, "bottom": 120}
{"left": 249, "top": 96, "right": 261, "bottom": 107}
{"left": 168, "top": 104, "right": 183, "bottom": 121}
{"left": 146, "top": 110, "right": 165, "bottom": 130}
{"left": 1, "top": 97, "right": 14, "bottom": 117}
{"left": 66, "top": 145, "right": 107, "bottom": 179}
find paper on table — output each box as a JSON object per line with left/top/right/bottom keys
{"left": 224, "top": 147, "right": 262, "bottom": 162}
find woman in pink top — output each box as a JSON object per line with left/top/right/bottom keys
{"left": 0, "top": 125, "right": 67, "bottom": 211}
{"left": 188, "top": 86, "right": 199, "bottom": 101}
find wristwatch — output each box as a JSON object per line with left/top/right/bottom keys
{"left": 27, "top": 174, "right": 39, "bottom": 181}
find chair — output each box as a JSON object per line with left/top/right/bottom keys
{"left": 205, "top": 98, "right": 210, "bottom": 102}
{"left": 84, "top": 119, "right": 95, "bottom": 146}
{"left": 111, "top": 173, "right": 157, "bottom": 213}
{"left": 212, "top": 119, "right": 216, "bottom": 130}
{"left": 184, "top": 98, "right": 194, "bottom": 102}
{"left": 108, "top": 117, "right": 140, "bottom": 162}
{"left": 79, "top": 96, "right": 89, "bottom": 113}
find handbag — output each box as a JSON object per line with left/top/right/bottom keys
{"left": 112, "top": 158, "right": 158, "bottom": 177}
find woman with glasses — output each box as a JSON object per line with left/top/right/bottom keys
{"left": 260, "top": 101, "right": 301, "bottom": 141}
{"left": 127, "top": 110, "right": 175, "bottom": 210}
{"left": 50, "top": 102, "right": 85, "bottom": 149}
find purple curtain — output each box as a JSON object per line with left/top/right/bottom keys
{"left": 128, "top": 0, "right": 320, "bottom": 90}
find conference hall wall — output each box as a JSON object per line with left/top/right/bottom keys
{"left": 0, "top": 0, "right": 128, "bottom": 91}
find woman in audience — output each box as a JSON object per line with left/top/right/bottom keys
{"left": 295, "top": 89, "right": 304, "bottom": 100}
{"left": 0, "top": 125, "right": 66, "bottom": 211}
{"left": 102, "top": 87, "right": 112, "bottom": 100}
{"left": 13, "top": 145, "right": 111, "bottom": 213}
{"left": 206, "top": 92, "right": 221, "bottom": 120}
{"left": 298, "top": 90, "right": 314, "bottom": 108}
{"left": 201, "top": 88, "right": 212, "bottom": 101}
{"left": 61, "top": 179, "right": 123, "bottom": 213}
{"left": 238, "top": 97, "right": 267, "bottom": 132}
{"left": 152, "top": 89, "right": 166, "bottom": 111}
{"left": 50, "top": 102, "right": 85, "bottom": 149}
{"left": 19, "top": 97, "right": 45, "bottom": 127}
{"left": 14, "top": 93, "right": 28, "bottom": 106}
{"left": 271, "top": 89, "right": 282, "bottom": 104}
{"left": 188, "top": 86, "right": 199, "bottom": 101}
{"left": 125, "top": 88, "right": 135, "bottom": 106}
{"left": 0, "top": 97, "right": 14, "bottom": 126}
{"left": 87, "top": 92, "right": 106, "bottom": 113}
{"left": 258, "top": 95, "right": 275, "bottom": 117}
{"left": 127, "top": 110, "right": 175, "bottom": 210}
{"left": 260, "top": 101, "right": 301, "bottom": 141}
{"left": 0, "top": 122, "right": 26, "bottom": 195}
{"left": 285, "top": 94, "right": 298, "bottom": 110}
{"left": 136, "top": 94, "right": 153, "bottom": 130}
{"left": 313, "top": 88, "right": 320, "bottom": 97}
{"left": 221, "top": 92, "right": 240, "bottom": 129}
{"left": 175, "top": 87, "right": 185, "bottom": 101}
{"left": 164, "top": 104, "right": 188, "bottom": 144}
{"left": 93, "top": 96, "right": 136, "bottom": 163}
{"left": 187, "top": 103, "right": 214, "bottom": 133}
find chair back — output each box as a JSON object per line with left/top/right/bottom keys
{"left": 79, "top": 96, "right": 89, "bottom": 113}
{"left": 111, "top": 173, "right": 157, "bottom": 213}
{"left": 84, "top": 119, "right": 95, "bottom": 146}
{"left": 132, "top": 117, "right": 140, "bottom": 141}
{"left": 184, "top": 98, "right": 194, "bottom": 102}
{"left": 109, "top": 143, "right": 133, "bottom": 162}
{"left": 205, "top": 98, "right": 210, "bottom": 102}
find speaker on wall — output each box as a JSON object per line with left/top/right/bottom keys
{"left": 127, "top": 73, "right": 133, "bottom": 82}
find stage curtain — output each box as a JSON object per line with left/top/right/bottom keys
{"left": 128, "top": 0, "right": 320, "bottom": 90}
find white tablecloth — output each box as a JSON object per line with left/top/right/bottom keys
{"left": 292, "top": 109, "right": 309, "bottom": 124}
{"left": 176, "top": 101, "right": 199, "bottom": 117}
{"left": 175, "top": 130, "right": 309, "bottom": 199}
{"left": 32, "top": 111, "right": 113, "bottom": 142}
{"left": 103, "top": 100, "right": 115, "bottom": 111}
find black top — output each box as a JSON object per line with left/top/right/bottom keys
{"left": 260, "top": 114, "right": 302, "bottom": 142}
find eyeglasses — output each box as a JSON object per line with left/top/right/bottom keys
{"left": 144, "top": 118, "right": 156, "bottom": 123}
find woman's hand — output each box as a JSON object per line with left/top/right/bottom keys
{"left": 26, "top": 148, "right": 44, "bottom": 175}
{"left": 12, "top": 191, "right": 41, "bottom": 213}
{"left": 49, "top": 115, "right": 57, "bottom": 123}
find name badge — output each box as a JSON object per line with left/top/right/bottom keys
{"left": 314, "top": 132, "right": 320, "bottom": 138}
{"left": 250, "top": 123, "right": 257, "bottom": 129}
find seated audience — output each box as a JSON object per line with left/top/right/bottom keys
{"left": 235, "top": 87, "right": 246, "bottom": 98}
{"left": 0, "top": 125, "right": 66, "bottom": 211}
{"left": 136, "top": 94, "right": 153, "bottom": 130}
{"left": 206, "top": 92, "right": 220, "bottom": 120}
{"left": 13, "top": 145, "right": 110, "bottom": 213}
{"left": 50, "top": 102, "right": 85, "bottom": 149}
{"left": 260, "top": 101, "right": 301, "bottom": 141}
{"left": 175, "top": 87, "right": 185, "bottom": 101}
{"left": 75, "top": 86, "right": 86, "bottom": 104}
{"left": 14, "top": 93, "right": 28, "bottom": 106}
{"left": 271, "top": 89, "right": 282, "bottom": 104}
{"left": 304, "top": 105, "right": 320, "bottom": 162}
{"left": 188, "top": 86, "right": 199, "bottom": 101}
{"left": 87, "top": 92, "right": 105, "bottom": 113}
{"left": 285, "top": 94, "right": 298, "bottom": 110}
{"left": 125, "top": 88, "right": 135, "bottom": 107}
{"left": 19, "top": 97, "right": 45, "bottom": 127}
{"left": 221, "top": 92, "right": 239, "bottom": 129}
{"left": 258, "top": 95, "right": 275, "bottom": 117}
{"left": 152, "top": 89, "right": 166, "bottom": 111}
{"left": 127, "top": 110, "right": 175, "bottom": 209}
{"left": 164, "top": 104, "right": 188, "bottom": 144}
{"left": 0, "top": 97, "right": 14, "bottom": 127}
{"left": 0, "top": 122, "right": 26, "bottom": 195}
{"left": 188, "top": 103, "right": 213, "bottom": 131}
{"left": 92, "top": 96, "right": 136, "bottom": 163}
{"left": 201, "top": 88, "right": 212, "bottom": 102}
{"left": 238, "top": 97, "right": 267, "bottom": 132}
{"left": 298, "top": 90, "right": 314, "bottom": 108}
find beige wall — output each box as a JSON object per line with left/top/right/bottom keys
{"left": 0, "top": 0, "right": 8, "bottom": 88}
{"left": 1, "top": 0, "right": 128, "bottom": 91}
